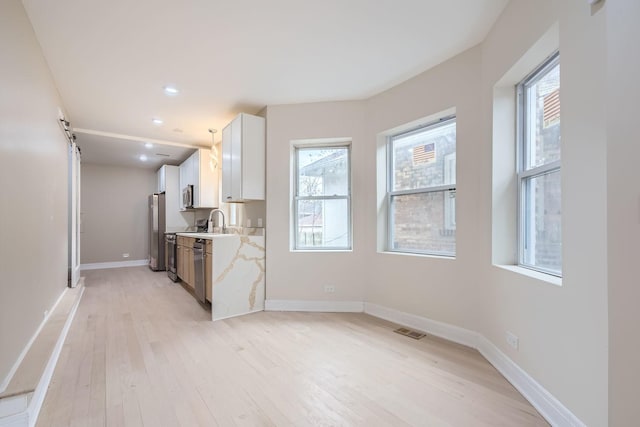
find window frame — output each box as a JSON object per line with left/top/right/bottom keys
{"left": 293, "top": 143, "right": 352, "bottom": 251}
{"left": 386, "top": 115, "right": 457, "bottom": 256}
{"left": 516, "top": 51, "right": 562, "bottom": 277}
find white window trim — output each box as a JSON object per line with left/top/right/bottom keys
{"left": 495, "top": 264, "right": 562, "bottom": 287}
{"left": 444, "top": 153, "right": 457, "bottom": 231}
{"left": 386, "top": 115, "right": 456, "bottom": 257}
{"left": 292, "top": 141, "right": 352, "bottom": 251}
{"left": 516, "top": 51, "right": 561, "bottom": 277}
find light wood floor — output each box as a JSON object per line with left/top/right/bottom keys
{"left": 36, "top": 267, "right": 548, "bottom": 427}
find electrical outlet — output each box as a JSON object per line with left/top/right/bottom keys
{"left": 324, "top": 285, "right": 335, "bottom": 293}
{"left": 122, "top": 253, "right": 130, "bottom": 258}
{"left": 506, "top": 331, "right": 519, "bottom": 350}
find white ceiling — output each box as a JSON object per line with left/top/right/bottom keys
{"left": 22, "top": 0, "right": 508, "bottom": 168}
{"left": 74, "top": 130, "right": 197, "bottom": 169}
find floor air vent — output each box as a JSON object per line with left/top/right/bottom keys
{"left": 394, "top": 327, "right": 426, "bottom": 340}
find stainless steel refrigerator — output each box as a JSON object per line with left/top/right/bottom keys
{"left": 149, "top": 193, "right": 166, "bottom": 271}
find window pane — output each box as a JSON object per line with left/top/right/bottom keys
{"left": 297, "top": 148, "right": 349, "bottom": 196}
{"left": 391, "top": 121, "right": 456, "bottom": 192}
{"left": 296, "top": 199, "right": 349, "bottom": 248}
{"left": 522, "top": 170, "right": 562, "bottom": 274}
{"left": 525, "top": 63, "right": 561, "bottom": 169}
{"left": 390, "top": 190, "right": 456, "bottom": 255}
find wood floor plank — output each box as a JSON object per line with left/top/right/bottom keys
{"left": 36, "top": 266, "right": 549, "bottom": 427}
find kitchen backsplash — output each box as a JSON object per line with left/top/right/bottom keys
{"left": 192, "top": 200, "right": 266, "bottom": 229}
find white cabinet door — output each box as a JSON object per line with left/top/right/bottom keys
{"left": 220, "top": 113, "right": 265, "bottom": 202}
{"left": 179, "top": 157, "right": 190, "bottom": 209}
{"left": 221, "top": 123, "right": 233, "bottom": 202}
{"left": 157, "top": 165, "right": 166, "bottom": 193}
{"left": 178, "top": 148, "right": 219, "bottom": 209}
{"left": 241, "top": 114, "right": 265, "bottom": 200}
{"left": 177, "top": 148, "right": 217, "bottom": 209}
{"left": 230, "top": 115, "right": 243, "bottom": 201}
{"left": 190, "top": 151, "right": 199, "bottom": 207}
{"left": 163, "top": 165, "right": 190, "bottom": 229}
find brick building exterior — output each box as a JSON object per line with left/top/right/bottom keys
{"left": 390, "top": 123, "right": 457, "bottom": 255}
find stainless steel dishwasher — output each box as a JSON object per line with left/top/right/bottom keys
{"left": 192, "top": 239, "right": 206, "bottom": 303}
{"left": 165, "top": 234, "right": 178, "bottom": 282}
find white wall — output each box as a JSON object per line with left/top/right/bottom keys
{"left": 365, "top": 46, "right": 484, "bottom": 330}
{"left": 0, "top": 0, "right": 69, "bottom": 387}
{"left": 81, "top": 163, "right": 156, "bottom": 263}
{"left": 606, "top": 1, "right": 640, "bottom": 425}
{"left": 265, "top": 101, "right": 366, "bottom": 302}
{"left": 479, "top": 1, "right": 607, "bottom": 425}
{"left": 263, "top": 1, "right": 612, "bottom": 424}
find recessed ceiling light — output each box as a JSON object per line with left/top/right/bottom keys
{"left": 163, "top": 86, "right": 179, "bottom": 95}
{"left": 139, "top": 154, "right": 148, "bottom": 162}
{"left": 152, "top": 118, "right": 163, "bottom": 125}
{"left": 144, "top": 142, "right": 153, "bottom": 149}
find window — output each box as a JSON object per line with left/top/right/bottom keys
{"left": 294, "top": 145, "right": 351, "bottom": 250}
{"left": 387, "top": 117, "right": 456, "bottom": 256}
{"left": 517, "top": 52, "right": 561, "bottom": 276}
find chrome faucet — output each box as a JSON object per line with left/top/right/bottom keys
{"left": 207, "top": 208, "right": 226, "bottom": 233}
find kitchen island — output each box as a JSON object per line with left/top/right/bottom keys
{"left": 176, "top": 229, "right": 265, "bottom": 321}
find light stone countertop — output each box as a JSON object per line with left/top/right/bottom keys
{"left": 175, "top": 232, "right": 235, "bottom": 240}
{"left": 176, "top": 227, "right": 264, "bottom": 240}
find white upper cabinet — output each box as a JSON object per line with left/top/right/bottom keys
{"left": 221, "top": 113, "right": 265, "bottom": 202}
{"left": 157, "top": 165, "right": 166, "bottom": 193}
{"left": 179, "top": 155, "right": 190, "bottom": 210}
{"left": 221, "top": 125, "right": 233, "bottom": 202}
{"left": 157, "top": 165, "right": 190, "bottom": 229}
{"left": 179, "top": 148, "right": 218, "bottom": 209}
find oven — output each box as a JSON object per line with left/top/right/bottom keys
{"left": 165, "top": 233, "right": 178, "bottom": 282}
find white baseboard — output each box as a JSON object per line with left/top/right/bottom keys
{"left": 0, "top": 412, "right": 28, "bottom": 427}
{"left": 80, "top": 259, "right": 148, "bottom": 270}
{"left": 0, "top": 287, "right": 85, "bottom": 427}
{"left": 26, "top": 286, "right": 84, "bottom": 426}
{"left": 364, "top": 302, "right": 479, "bottom": 348}
{"left": 475, "top": 335, "right": 585, "bottom": 427}
{"left": 265, "top": 299, "right": 364, "bottom": 313}
{"left": 0, "top": 394, "right": 29, "bottom": 419}
{"left": 363, "top": 302, "right": 585, "bottom": 427}
{"left": 0, "top": 288, "right": 68, "bottom": 394}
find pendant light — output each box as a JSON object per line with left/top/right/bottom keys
{"left": 208, "top": 128, "right": 218, "bottom": 171}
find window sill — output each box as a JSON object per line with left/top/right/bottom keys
{"left": 494, "top": 264, "right": 562, "bottom": 286}
{"left": 291, "top": 249, "right": 353, "bottom": 253}
{"left": 378, "top": 250, "right": 456, "bottom": 260}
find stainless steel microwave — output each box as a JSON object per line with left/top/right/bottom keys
{"left": 182, "top": 185, "right": 194, "bottom": 209}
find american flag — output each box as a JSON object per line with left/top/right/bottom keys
{"left": 413, "top": 142, "right": 436, "bottom": 166}
{"left": 543, "top": 88, "right": 560, "bottom": 128}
